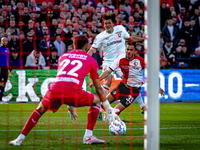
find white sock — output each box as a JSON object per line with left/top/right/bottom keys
{"left": 17, "top": 134, "right": 25, "bottom": 140}
{"left": 136, "top": 93, "right": 145, "bottom": 108}
{"left": 84, "top": 129, "right": 93, "bottom": 137}
{"left": 103, "top": 85, "right": 110, "bottom": 95}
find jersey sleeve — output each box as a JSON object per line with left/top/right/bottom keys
{"left": 89, "top": 58, "right": 99, "bottom": 79}
{"left": 91, "top": 35, "right": 102, "bottom": 49}
{"left": 121, "top": 25, "right": 130, "bottom": 39}
{"left": 109, "top": 55, "right": 122, "bottom": 71}
{"left": 139, "top": 57, "right": 145, "bottom": 69}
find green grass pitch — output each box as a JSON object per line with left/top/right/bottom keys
{"left": 0, "top": 103, "right": 200, "bottom": 150}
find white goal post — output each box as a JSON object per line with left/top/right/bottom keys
{"left": 144, "top": 0, "right": 160, "bottom": 150}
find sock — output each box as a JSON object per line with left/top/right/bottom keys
{"left": 84, "top": 129, "right": 93, "bottom": 137}
{"left": 136, "top": 93, "right": 145, "bottom": 108}
{"left": 21, "top": 110, "right": 42, "bottom": 136}
{"left": 103, "top": 85, "right": 110, "bottom": 95}
{"left": 0, "top": 86, "right": 5, "bottom": 101}
{"left": 17, "top": 134, "right": 25, "bottom": 140}
{"left": 86, "top": 104, "right": 100, "bottom": 131}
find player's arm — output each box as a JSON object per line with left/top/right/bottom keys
{"left": 99, "top": 68, "right": 113, "bottom": 81}
{"left": 125, "top": 36, "right": 145, "bottom": 42}
{"left": 87, "top": 47, "right": 96, "bottom": 56}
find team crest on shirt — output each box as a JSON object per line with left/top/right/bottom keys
{"left": 134, "top": 62, "right": 138, "bottom": 66}
{"left": 118, "top": 33, "right": 121, "bottom": 37}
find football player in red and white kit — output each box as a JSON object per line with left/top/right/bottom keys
{"left": 10, "top": 35, "right": 118, "bottom": 146}
{"left": 99, "top": 42, "right": 165, "bottom": 114}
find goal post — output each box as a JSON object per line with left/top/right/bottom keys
{"left": 144, "top": 0, "right": 160, "bottom": 150}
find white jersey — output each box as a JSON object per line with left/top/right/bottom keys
{"left": 92, "top": 25, "right": 130, "bottom": 63}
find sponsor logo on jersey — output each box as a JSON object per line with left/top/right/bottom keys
{"left": 107, "top": 40, "right": 122, "bottom": 46}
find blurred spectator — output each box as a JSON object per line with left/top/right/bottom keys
{"left": 176, "top": 45, "right": 191, "bottom": 68}
{"left": 22, "top": 7, "right": 30, "bottom": 24}
{"left": 161, "top": 2, "right": 170, "bottom": 30}
{"left": 162, "top": 40, "right": 176, "bottom": 65}
{"left": 190, "top": 47, "right": 200, "bottom": 68}
{"left": 133, "top": 11, "right": 143, "bottom": 24}
{"left": 49, "top": 47, "right": 59, "bottom": 69}
{"left": 101, "top": 0, "right": 115, "bottom": 13}
{"left": 28, "top": 0, "right": 40, "bottom": 12}
{"left": 53, "top": 34, "right": 66, "bottom": 57}
{"left": 9, "top": 49, "right": 23, "bottom": 68}
{"left": 0, "top": 26, "right": 5, "bottom": 39}
{"left": 118, "top": 3, "right": 129, "bottom": 23}
{"left": 162, "top": 17, "right": 179, "bottom": 46}
{"left": 160, "top": 47, "right": 170, "bottom": 69}
{"left": 25, "top": 48, "right": 46, "bottom": 69}
{"left": 9, "top": 32, "right": 19, "bottom": 51}
{"left": 35, "top": 11, "right": 41, "bottom": 23}
{"left": 160, "top": 35, "right": 165, "bottom": 47}
{"left": 23, "top": 20, "right": 34, "bottom": 37}
{"left": 180, "top": 19, "right": 198, "bottom": 52}
{"left": 6, "top": 20, "right": 19, "bottom": 41}
{"left": 97, "top": 0, "right": 103, "bottom": 8}
{"left": 39, "top": 33, "right": 53, "bottom": 60}
{"left": 23, "top": 31, "right": 34, "bottom": 64}
{"left": 177, "top": 7, "right": 186, "bottom": 23}
{"left": 135, "top": 42, "right": 144, "bottom": 58}
{"left": 160, "top": 0, "right": 174, "bottom": 9}
{"left": 124, "top": 0, "right": 131, "bottom": 16}
{"left": 173, "top": 0, "right": 185, "bottom": 15}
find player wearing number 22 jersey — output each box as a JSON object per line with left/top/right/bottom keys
{"left": 47, "top": 50, "right": 99, "bottom": 103}
{"left": 10, "top": 35, "right": 118, "bottom": 146}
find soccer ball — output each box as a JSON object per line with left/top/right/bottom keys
{"left": 109, "top": 120, "right": 126, "bottom": 135}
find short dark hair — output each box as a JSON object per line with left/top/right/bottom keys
{"left": 51, "top": 47, "right": 58, "bottom": 52}
{"left": 104, "top": 12, "right": 116, "bottom": 23}
{"left": 74, "top": 35, "right": 88, "bottom": 49}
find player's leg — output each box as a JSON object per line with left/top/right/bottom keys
{"left": 9, "top": 102, "right": 47, "bottom": 146}
{"left": 0, "top": 68, "right": 8, "bottom": 104}
{"left": 81, "top": 92, "right": 105, "bottom": 144}
{"left": 135, "top": 93, "right": 145, "bottom": 114}
{"left": 102, "top": 63, "right": 113, "bottom": 95}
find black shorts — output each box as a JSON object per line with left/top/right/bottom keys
{"left": 0, "top": 68, "right": 8, "bottom": 82}
{"left": 110, "top": 82, "right": 141, "bottom": 108}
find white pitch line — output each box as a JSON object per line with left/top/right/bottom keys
{"left": 0, "top": 127, "right": 199, "bottom": 132}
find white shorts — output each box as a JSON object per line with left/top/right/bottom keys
{"left": 102, "top": 62, "right": 123, "bottom": 77}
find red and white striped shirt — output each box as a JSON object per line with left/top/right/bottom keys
{"left": 109, "top": 54, "right": 145, "bottom": 87}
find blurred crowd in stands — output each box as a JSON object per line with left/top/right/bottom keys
{"left": 1, "top": 0, "right": 200, "bottom": 69}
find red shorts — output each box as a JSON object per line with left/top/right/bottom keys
{"left": 41, "top": 90, "right": 94, "bottom": 113}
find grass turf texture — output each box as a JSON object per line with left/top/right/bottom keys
{"left": 0, "top": 103, "right": 200, "bottom": 150}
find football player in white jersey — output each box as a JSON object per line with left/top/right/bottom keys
{"left": 87, "top": 12, "right": 145, "bottom": 113}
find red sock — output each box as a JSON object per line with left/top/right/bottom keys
{"left": 21, "top": 110, "right": 42, "bottom": 136}
{"left": 86, "top": 104, "right": 100, "bottom": 130}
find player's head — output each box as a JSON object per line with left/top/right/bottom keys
{"left": 1, "top": 37, "right": 8, "bottom": 48}
{"left": 74, "top": 35, "right": 88, "bottom": 51}
{"left": 125, "top": 41, "right": 136, "bottom": 61}
{"left": 103, "top": 12, "right": 116, "bottom": 33}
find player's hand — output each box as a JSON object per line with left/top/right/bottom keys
{"left": 159, "top": 87, "right": 165, "bottom": 96}
{"left": 67, "top": 106, "right": 78, "bottom": 120}
{"left": 10, "top": 71, "right": 13, "bottom": 76}
{"left": 89, "top": 82, "right": 94, "bottom": 88}
{"left": 104, "top": 108, "right": 120, "bottom": 124}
